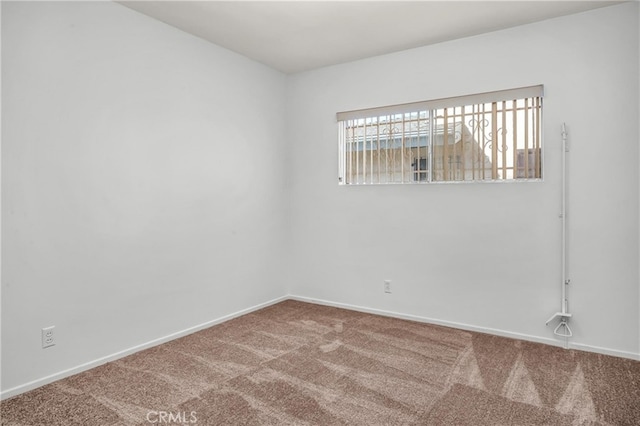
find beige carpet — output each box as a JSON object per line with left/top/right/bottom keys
{"left": 2, "top": 300, "right": 639, "bottom": 425}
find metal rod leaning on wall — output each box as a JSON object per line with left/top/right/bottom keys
{"left": 546, "top": 123, "right": 572, "bottom": 347}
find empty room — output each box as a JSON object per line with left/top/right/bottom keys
{"left": 1, "top": 1, "right": 639, "bottom": 425}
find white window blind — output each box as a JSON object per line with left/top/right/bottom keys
{"left": 337, "top": 85, "right": 543, "bottom": 185}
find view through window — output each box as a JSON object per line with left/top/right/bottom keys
{"left": 338, "top": 86, "right": 543, "bottom": 185}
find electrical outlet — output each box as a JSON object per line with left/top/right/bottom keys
{"left": 42, "top": 326, "right": 55, "bottom": 348}
{"left": 384, "top": 280, "right": 391, "bottom": 294}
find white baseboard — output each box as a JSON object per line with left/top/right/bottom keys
{"left": 0, "top": 295, "right": 288, "bottom": 401}
{"left": 289, "top": 295, "right": 640, "bottom": 361}
{"left": 569, "top": 342, "right": 640, "bottom": 361}
{"left": 3, "top": 293, "right": 638, "bottom": 400}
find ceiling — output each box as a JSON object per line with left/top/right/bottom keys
{"left": 118, "top": 1, "right": 623, "bottom": 74}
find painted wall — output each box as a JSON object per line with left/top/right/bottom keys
{"left": 2, "top": 0, "right": 638, "bottom": 399}
{"left": 1, "top": 1, "right": 287, "bottom": 393}
{"left": 287, "top": 2, "right": 639, "bottom": 358}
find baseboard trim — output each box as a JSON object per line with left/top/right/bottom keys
{"left": 0, "top": 295, "right": 288, "bottom": 400}
{"left": 569, "top": 342, "right": 640, "bottom": 361}
{"left": 289, "top": 295, "right": 640, "bottom": 361}
{"left": 3, "top": 293, "right": 638, "bottom": 400}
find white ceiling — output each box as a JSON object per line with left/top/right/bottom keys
{"left": 119, "top": 1, "right": 623, "bottom": 74}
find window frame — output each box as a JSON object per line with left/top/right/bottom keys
{"left": 337, "top": 85, "right": 544, "bottom": 185}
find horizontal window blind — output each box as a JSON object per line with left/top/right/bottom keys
{"left": 337, "top": 85, "right": 543, "bottom": 121}
{"left": 338, "top": 85, "right": 543, "bottom": 185}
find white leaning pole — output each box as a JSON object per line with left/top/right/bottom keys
{"left": 546, "top": 123, "right": 572, "bottom": 347}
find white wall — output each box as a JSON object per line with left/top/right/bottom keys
{"left": 637, "top": 0, "right": 640, "bottom": 360}
{"left": 2, "top": 0, "right": 638, "bottom": 400}
{"left": 1, "top": 1, "right": 287, "bottom": 394}
{"left": 287, "top": 2, "right": 640, "bottom": 358}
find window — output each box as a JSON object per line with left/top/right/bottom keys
{"left": 413, "top": 157, "right": 428, "bottom": 182}
{"left": 337, "top": 85, "right": 543, "bottom": 185}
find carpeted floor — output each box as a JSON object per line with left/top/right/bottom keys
{"left": 2, "top": 300, "right": 639, "bottom": 425}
